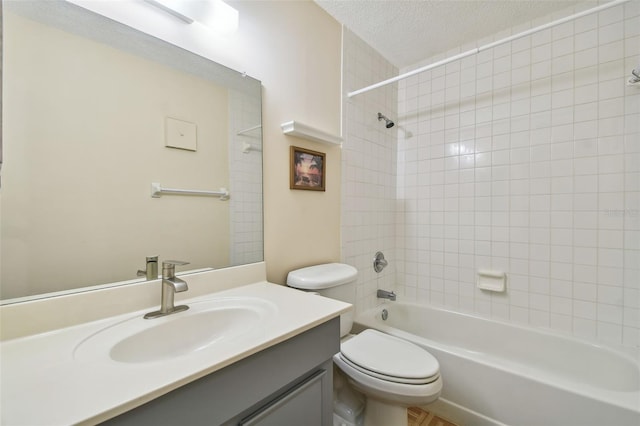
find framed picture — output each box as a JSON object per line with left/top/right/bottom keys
{"left": 290, "top": 146, "right": 326, "bottom": 191}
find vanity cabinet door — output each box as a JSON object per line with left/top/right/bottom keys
{"left": 239, "top": 369, "right": 326, "bottom": 426}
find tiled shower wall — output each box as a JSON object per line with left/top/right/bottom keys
{"left": 342, "top": 28, "right": 399, "bottom": 314}
{"left": 397, "top": 1, "right": 640, "bottom": 348}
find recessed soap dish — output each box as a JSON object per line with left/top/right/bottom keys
{"left": 477, "top": 270, "right": 506, "bottom": 292}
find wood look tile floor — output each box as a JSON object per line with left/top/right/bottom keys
{"left": 408, "top": 407, "right": 458, "bottom": 426}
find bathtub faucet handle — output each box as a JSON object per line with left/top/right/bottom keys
{"left": 374, "top": 251, "right": 388, "bottom": 273}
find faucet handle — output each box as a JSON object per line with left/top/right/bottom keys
{"left": 162, "top": 260, "right": 190, "bottom": 277}
{"left": 138, "top": 256, "right": 159, "bottom": 279}
{"left": 163, "top": 260, "right": 190, "bottom": 267}
{"left": 373, "top": 251, "right": 388, "bottom": 273}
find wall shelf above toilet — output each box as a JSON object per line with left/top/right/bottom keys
{"left": 281, "top": 121, "right": 342, "bottom": 145}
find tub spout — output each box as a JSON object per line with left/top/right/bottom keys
{"left": 377, "top": 289, "right": 396, "bottom": 301}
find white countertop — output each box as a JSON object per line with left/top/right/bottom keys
{"left": 0, "top": 282, "right": 350, "bottom": 425}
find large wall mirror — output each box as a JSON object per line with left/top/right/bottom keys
{"left": 1, "top": 0, "right": 263, "bottom": 302}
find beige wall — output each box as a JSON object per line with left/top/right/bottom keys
{"left": 236, "top": 2, "right": 343, "bottom": 284}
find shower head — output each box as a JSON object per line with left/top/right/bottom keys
{"left": 378, "top": 112, "right": 395, "bottom": 128}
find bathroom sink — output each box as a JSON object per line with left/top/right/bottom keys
{"left": 74, "top": 297, "right": 278, "bottom": 363}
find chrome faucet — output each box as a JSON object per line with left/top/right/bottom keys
{"left": 144, "top": 260, "right": 190, "bottom": 319}
{"left": 377, "top": 289, "right": 396, "bottom": 301}
{"left": 137, "top": 255, "right": 159, "bottom": 280}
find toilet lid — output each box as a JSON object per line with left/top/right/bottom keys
{"left": 340, "top": 329, "right": 439, "bottom": 382}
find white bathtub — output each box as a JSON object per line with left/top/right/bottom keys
{"left": 353, "top": 302, "right": 640, "bottom": 426}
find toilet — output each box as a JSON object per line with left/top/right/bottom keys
{"left": 287, "top": 263, "right": 442, "bottom": 426}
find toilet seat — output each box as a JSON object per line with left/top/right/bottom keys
{"left": 338, "top": 354, "right": 439, "bottom": 385}
{"left": 339, "top": 329, "right": 439, "bottom": 384}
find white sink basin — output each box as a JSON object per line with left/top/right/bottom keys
{"left": 74, "top": 297, "right": 278, "bottom": 363}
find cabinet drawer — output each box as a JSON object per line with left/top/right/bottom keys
{"left": 240, "top": 369, "right": 326, "bottom": 426}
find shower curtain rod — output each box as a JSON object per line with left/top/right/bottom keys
{"left": 347, "top": 0, "right": 630, "bottom": 98}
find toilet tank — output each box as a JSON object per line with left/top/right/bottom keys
{"left": 286, "top": 263, "right": 358, "bottom": 337}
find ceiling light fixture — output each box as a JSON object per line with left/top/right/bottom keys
{"left": 145, "top": 0, "right": 238, "bottom": 34}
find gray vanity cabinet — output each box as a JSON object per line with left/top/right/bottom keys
{"left": 103, "top": 317, "right": 339, "bottom": 426}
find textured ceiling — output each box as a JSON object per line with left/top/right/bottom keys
{"left": 315, "top": 0, "right": 588, "bottom": 68}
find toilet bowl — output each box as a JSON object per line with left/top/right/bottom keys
{"left": 287, "top": 263, "right": 442, "bottom": 426}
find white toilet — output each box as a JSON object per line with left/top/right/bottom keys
{"left": 287, "top": 263, "right": 442, "bottom": 426}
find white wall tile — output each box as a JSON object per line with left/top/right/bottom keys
{"left": 342, "top": 29, "right": 399, "bottom": 313}
{"left": 389, "top": 6, "right": 640, "bottom": 349}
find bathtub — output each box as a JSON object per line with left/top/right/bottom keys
{"left": 353, "top": 302, "right": 640, "bottom": 426}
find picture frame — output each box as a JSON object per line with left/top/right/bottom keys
{"left": 290, "top": 146, "right": 326, "bottom": 191}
